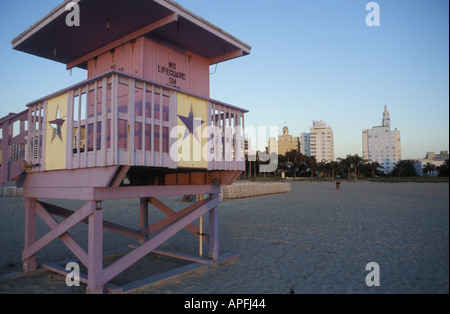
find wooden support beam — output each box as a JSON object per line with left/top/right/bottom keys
{"left": 87, "top": 202, "right": 103, "bottom": 294}
{"left": 149, "top": 197, "right": 201, "bottom": 238}
{"left": 22, "top": 202, "right": 94, "bottom": 262}
{"left": 23, "top": 184, "right": 221, "bottom": 200}
{"left": 35, "top": 202, "right": 88, "bottom": 267}
{"left": 110, "top": 252, "right": 239, "bottom": 294}
{"left": 208, "top": 206, "right": 220, "bottom": 261}
{"left": 23, "top": 166, "right": 121, "bottom": 189}
{"left": 140, "top": 197, "right": 149, "bottom": 243}
{"left": 39, "top": 201, "right": 141, "bottom": 239}
{"left": 100, "top": 195, "right": 220, "bottom": 286}
{"left": 42, "top": 263, "right": 123, "bottom": 293}
{"left": 23, "top": 198, "right": 37, "bottom": 272}
{"left": 108, "top": 166, "right": 131, "bottom": 187}
{"left": 148, "top": 196, "right": 211, "bottom": 235}
{"left": 93, "top": 185, "right": 221, "bottom": 200}
{"left": 42, "top": 263, "right": 88, "bottom": 285}
{"left": 127, "top": 246, "right": 211, "bottom": 265}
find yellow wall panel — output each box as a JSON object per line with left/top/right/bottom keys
{"left": 176, "top": 94, "right": 208, "bottom": 169}
{"left": 45, "top": 93, "right": 68, "bottom": 171}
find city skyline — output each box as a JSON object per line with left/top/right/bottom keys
{"left": 0, "top": 0, "right": 448, "bottom": 160}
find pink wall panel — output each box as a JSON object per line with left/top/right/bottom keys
{"left": 88, "top": 37, "right": 145, "bottom": 79}
{"left": 143, "top": 36, "right": 210, "bottom": 98}
{"left": 87, "top": 36, "right": 210, "bottom": 98}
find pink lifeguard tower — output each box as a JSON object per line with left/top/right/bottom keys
{"left": 0, "top": 0, "right": 250, "bottom": 293}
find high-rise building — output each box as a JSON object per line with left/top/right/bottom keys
{"left": 362, "top": 106, "right": 401, "bottom": 174}
{"left": 277, "top": 126, "right": 299, "bottom": 156}
{"left": 309, "top": 120, "right": 334, "bottom": 162}
{"left": 300, "top": 132, "right": 310, "bottom": 156}
{"left": 267, "top": 137, "right": 278, "bottom": 155}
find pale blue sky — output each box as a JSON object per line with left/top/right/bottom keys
{"left": 0, "top": 0, "right": 448, "bottom": 159}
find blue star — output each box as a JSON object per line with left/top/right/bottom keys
{"left": 177, "top": 105, "right": 205, "bottom": 141}
{"left": 49, "top": 106, "right": 66, "bottom": 142}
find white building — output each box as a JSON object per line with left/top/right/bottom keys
{"left": 300, "top": 132, "right": 310, "bottom": 156}
{"left": 362, "top": 106, "right": 401, "bottom": 174}
{"left": 267, "top": 137, "right": 278, "bottom": 155}
{"left": 414, "top": 151, "right": 448, "bottom": 176}
{"left": 309, "top": 120, "right": 334, "bottom": 162}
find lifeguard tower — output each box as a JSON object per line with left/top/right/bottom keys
{"left": 1, "top": 0, "right": 250, "bottom": 293}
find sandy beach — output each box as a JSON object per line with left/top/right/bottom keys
{"left": 0, "top": 181, "right": 448, "bottom": 294}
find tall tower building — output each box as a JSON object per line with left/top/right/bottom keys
{"left": 309, "top": 120, "right": 334, "bottom": 162}
{"left": 362, "top": 106, "right": 401, "bottom": 174}
{"left": 277, "top": 126, "right": 299, "bottom": 156}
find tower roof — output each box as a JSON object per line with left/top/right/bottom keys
{"left": 12, "top": 0, "right": 251, "bottom": 70}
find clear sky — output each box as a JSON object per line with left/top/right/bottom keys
{"left": 0, "top": 0, "right": 448, "bottom": 160}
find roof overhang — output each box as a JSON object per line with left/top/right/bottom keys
{"left": 12, "top": 0, "right": 251, "bottom": 70}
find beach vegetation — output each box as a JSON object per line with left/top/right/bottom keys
{"left": 436, "top": 159, "right": 449, "bottom": 177}
{"left": 422, "top": 162, "right": 436, "bottom": 176}
{"left": 391, "top": 159, "right": 418, "bottom": 177}
{"left": 242, "top": 150, "right": 449, "bottom": 183}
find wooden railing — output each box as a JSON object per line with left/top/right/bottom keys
{"left": 0, "top": 110, "right": 28, "bottom": 185}
{"left": 25, "top": 70, "right": 247, "bottom": 173}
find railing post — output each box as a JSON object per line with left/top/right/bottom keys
{"left": 111, "top": 74, "right": 119, "bottom": 165}
{"left": 87, "top": 200, "right": 103, "bottom": 294}
{"left": 101, "top": 77, "right": 108, "bottom": 166}
{"left": 66, "top": 91, "right": 74, "bottom": 169}
{"left": 128, "top": 78, "right": 136, "bottom": 166}
{"left": 141, "top": 83, "right": 147, "bottom": 166}
{"left": 208, "top": 199, "right": 220, "bottom": 261}
{"left": 169, "top": 90, "right": 177, "bottom": 169}
{"left": 23, "top": 197, "right": 37, "bottom": 272}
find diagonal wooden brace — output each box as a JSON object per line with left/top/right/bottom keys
{"left": 39, "top": 201, "right": 141, "bottom": 239}
{"left": 148, "top": 197, "right": 208, "bottom": 240}
{"left": 35, "top": 202, "right": 88, "bottom": 267}
{"left": 22, "top": 202, "right": 94, "bottom": 262}
{"left": 98, "top": 194, "right": 220, "bottom": 290}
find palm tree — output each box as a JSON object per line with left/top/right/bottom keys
{"left": 369, "top": 160, "right": 384, "bottom": 177}
{"left": 347, "top": 154, "right": 364, "bottom": 182}
{"left": 277, "top": 154, "right": 287, "bottom": 178}
{"left": 317, "top": 161, "right": 326, "bottom": 178}
{"left": 285, "top": 150, "right": 304, "bottom": 179}
{"left": 327, "top": 161, "right": 339, "bottom": 182}
{"left": 437, "top": 159, "right": 449, "bottom": 177}
{"left": 423, "top": 162, "right": 435, "bottom": 176}
{"left": 392, "top": 160, "right": 417, "bottom": 177}
{"left": 337, "top": 156, "right": 351, "bottom": 180}
{"left": 304, "top": 156, "right": 317, "bottom": 181}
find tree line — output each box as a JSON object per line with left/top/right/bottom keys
{"left": 244, "top": 150, "right": 449, "bottom": 181}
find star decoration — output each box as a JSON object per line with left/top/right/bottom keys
{"left": 177, "top": 105, "right": 205, "bottom": 141}
{"left": 49, "top": 106, "right": 66, "bottom": 143}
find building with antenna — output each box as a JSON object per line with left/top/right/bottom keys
{"left": 362, "top": 106, "right": 401, "bottom": 174}
{"left": 277, "top": 126, "right": 299, "bottom": 156}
